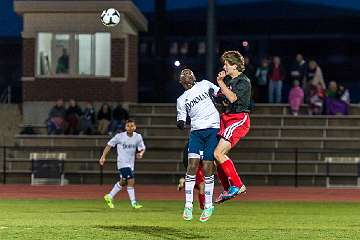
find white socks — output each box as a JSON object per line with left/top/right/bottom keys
{"left": 109, "top": 182, "right": 137, "bottom": 204}
{"left": 185, "top": 174, "right": 196, "bottom": 208}
{"left": 204, "top": 175, "right": 214, "bottom": 209}
{"left": 109, "top": 182, "right": 122, "bottom": 198}
{"left": 127, "top": 186, "right": 136, "bottom": 204}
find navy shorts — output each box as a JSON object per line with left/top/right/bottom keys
{"left": 188, "top": 128, "right": 219, "bottom": 161}
{"left": 118, "top": 167, "right": 134, "bottom": 180}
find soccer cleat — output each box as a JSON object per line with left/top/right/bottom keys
{"left": 199, "top": 206, "right": 214, "bottom": 222}
{"left": 177, "top": 177, "right": 185, "bottom": 191}
{"left": 104, "top": 194, "right": 114, "bottom": 209}
{"left": 131, "top": 202, "right": 143, "bottom": 209}
{"left": 182, "top": 207, "right": 193, "bottom": 221}
{"left": 214, "top": 191, "right": 227, "bottom": 204}
{"left": 215, "top": 185, "right": 246, "bottom": 204}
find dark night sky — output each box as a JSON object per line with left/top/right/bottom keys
{"left": 133, "top": 0, "right": 360, "bottom": 12}
{"left": 2, "top": 0, "right": 360, "bottom": 36}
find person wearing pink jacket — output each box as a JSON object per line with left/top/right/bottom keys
{"left": 288, "top": 80, "right": 304, "bottom": 116}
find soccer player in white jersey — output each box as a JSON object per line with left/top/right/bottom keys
{"left": 177, "top": 69, "right": 220, "bottom": 222}
{"left": 99, "top": 119, "right": 145, "bottom": 209}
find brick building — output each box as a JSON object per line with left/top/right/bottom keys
{"left": 14, "top": 0, "right": 147, "bottom": 123}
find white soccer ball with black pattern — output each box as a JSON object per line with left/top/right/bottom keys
{"left": 101, "top": 8, "right": 120, "bottom": 27}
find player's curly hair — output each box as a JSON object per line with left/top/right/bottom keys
{"left": 221, "top": 51, "right": 245, "bottom": 73}
{"left": 179, "top": 68, "right": 196, "bottom": 85}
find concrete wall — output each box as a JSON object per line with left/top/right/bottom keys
{"left": 0, "top": 104, "right": 21, "bottom": 146}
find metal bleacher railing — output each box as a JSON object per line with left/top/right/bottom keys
{"left": 1, "top": 145, "right": 360, "bottom": 187}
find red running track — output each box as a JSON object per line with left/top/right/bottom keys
{"left": 1, "top": 185, "right": 360, "bottom": 202}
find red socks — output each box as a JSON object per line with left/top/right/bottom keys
{"left": 218, "top": 159, "right": 243, "bottom": 188}
{"left": 198, "top": 193, "right": 205, "bottom": 210}
{"left": 216, "top": 165, "right": 230, "bottom": 191}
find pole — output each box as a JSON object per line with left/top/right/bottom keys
{"left": 294, "top": 148, "right": 298, "bottom": 187}
{"left": 206, "top": 0, "right": 216, "bottom": 82}
{"left": 3, "top": 147, "right": 6, "bottom": 184}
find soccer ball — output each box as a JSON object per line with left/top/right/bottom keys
{"left": 101, "top": 8, "right": 121, "bottom": 27}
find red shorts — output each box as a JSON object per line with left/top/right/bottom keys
{"left": 218, "top": 112, "right": 250, "bottom": 147}
{"left": 195, "top": 164, "right": 205, "bottom": 187}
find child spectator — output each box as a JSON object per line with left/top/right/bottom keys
{"left": 288, "top": 80, "right": 304, "bottom": 116}
{"left": 308, "top": 83, "right": 325, "bottom": 115}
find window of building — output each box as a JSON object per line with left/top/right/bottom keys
{"left": 37, "top": 33, "right": 52, "bottom": 75}
{"left": 36, "top": 32, "right": 111, "bottom": 77}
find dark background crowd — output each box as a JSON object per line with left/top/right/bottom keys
{"left": 245, "top": 53, "right": 350, "bottom": 115}
{"left": 45, "top": 99, "right": 129, "bottom": 135}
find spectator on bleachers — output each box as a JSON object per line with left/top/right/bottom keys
{"left": 97, "top": 103, "right": 112, "bottom": 135}
{"left": 254, "top": 57, "right": 269, "bottom": 103}
{"left": 339, "top": 85, "right": 351, "bottom": 105}
{"left": 308, "top": 83, "right": 325, "bottom": 115}
{"left": 307, "top": 60, "right": 326, "bottom": 90}
{"left": 268, "top": 56, "right": 286, "bottom": 103}
{"left": 109, "top": 103, "right": 129, "bottom": 134}
{"left": 305, "top": 60, "right": 326, "bottom": 102}
{"left": 47, "top": 98, "right": 66, "bottom": 135}
{"left": 325, "top": 81, "right": 348, "bottom": 115}
{"left": 65, "top": 99, "right": 82, "bottom": 135}
{"left": 79, "top": 102, "right": 96, "bottom": 135}
{"left": 288, "top": 80, "right": 304, "bottom": 116}
{"left": 290, "top": 53, "right": 307, "bottom": 87}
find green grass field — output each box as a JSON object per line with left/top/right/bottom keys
{"left": 0, "top": 199, "right": 360, "bottom": 240}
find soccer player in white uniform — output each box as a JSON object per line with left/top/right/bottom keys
{"left": 99, "top": 119, "right": 145, "bottom": 209}
{"left": 177, "top": 69, "right": 220, "bottom": 222}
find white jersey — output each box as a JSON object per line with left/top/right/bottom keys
{"left": 107, "top": 132, "right": 146, "bottom": 170}
{"left": 177, "top": 80, "right": 220, "bottom": 131}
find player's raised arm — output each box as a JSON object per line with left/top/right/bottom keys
{"left": 176, "top": 98, "right": 187, "bottom": 130}
{"left": 217, "top": 71, "right": 238, "bottom": 103}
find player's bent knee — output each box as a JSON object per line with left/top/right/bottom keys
{"left": 214, "top": 149, "right": 223, "bottom": 162}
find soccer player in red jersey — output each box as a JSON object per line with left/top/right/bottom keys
{"left": 213, "top": 51, "right": 251, "bottom": 203}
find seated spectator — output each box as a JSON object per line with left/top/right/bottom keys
{"left": 288, "top": 80, "right": 304, "bottom": 116}
{"left": 97, "top": 103, "right": 112, "bottom": 135}
{"left": 308, "top": 83, "right": 325, "bottom": 115}
{"left": 65, "top": 99, "right": 82, "bottom": 135}
{"left": 47, "top": 98, "right": 66, "bottom": 134}
{"left": 79, "top": 102, "right": 96, "bottom": 135}
{"left": 325, "top": 81, "right": 348, "bottom": 115}
{"left": 109, "top": 103, "right": 129, "bottom": 134}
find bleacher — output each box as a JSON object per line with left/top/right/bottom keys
{"left": 3, "top": 103, "right": 360, "bottom": 186}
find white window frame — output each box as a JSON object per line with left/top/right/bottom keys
{"left": 35, "top": 32, "right": 112, "bottom": 78}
